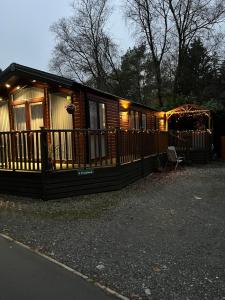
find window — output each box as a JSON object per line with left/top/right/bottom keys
{"left": 142, "top": 113, "right": 147, "bottom": 129}
{"left": 129, "top": 110, "right": 143, "bottom": 129}
{"left": 129, "top": 111, "right": 135, "bottom": 129}
{"left": 99, "top": 103, "right": 106, "bottom": 129}
{"left": 89, "top": 101, "right": 106, "bottom": 129}
{"left": 89, "top": 101, "right": 106, "bottom": 159}
{"left": 135, "top": 112, "right": 140, "bottom": 129}
{"left": 14, "top": 105, "right": 26, "bottom": 131}
{"left": 0, "top": 102, "right": 10, "bottom": 132}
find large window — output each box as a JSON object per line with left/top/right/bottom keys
{"left": 89, "top": 101, "right": 106, "bottom": 159}
{"left": 142, "top": 113, "right": 147, "bottom": 129}
{"left": 129, "top": 110, "right": 147, "bottom": 129}
{"left": 89, "top": 101, "right": 106, "bottom": 129}
{"left": 135, "top": 112, "right": 140, "bottom": 129}
{"left": 129, "top": 111, "right": 135, "bottom": 129}
{"left": 13, "top": 87, "right": 44, "bottom": 131}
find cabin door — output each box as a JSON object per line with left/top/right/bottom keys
{"left": 13, "top": 102, "right": 43, "bottom": 161}
{"left": 89, "top": 101, "right": 106, "bottom": 160}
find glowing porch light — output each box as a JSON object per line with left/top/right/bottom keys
{"left": 120, "top": 99, "right": 130, "bottom": 110}
{"left": 5, "top": 84, "right": 11, "bottom": 88}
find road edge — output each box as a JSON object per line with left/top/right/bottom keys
{"left": 0, "top": 233, "right": 129, "bottom": 300}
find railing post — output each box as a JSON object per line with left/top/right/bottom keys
{"left": 116, "top": 127, "right": 121, "bottom": 167}
{"left": 40, "top": 127, "right": 49, "bottom": 173}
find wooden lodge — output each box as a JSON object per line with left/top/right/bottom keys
{"left": 0, "top": 64, "right": 212, "bottom": 199}
{"left": 0, "top": 63, "right": 168, "bottom": 199}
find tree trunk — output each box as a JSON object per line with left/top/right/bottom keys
{"left": 155, "top": 64, "right": 163, "bottom": 107}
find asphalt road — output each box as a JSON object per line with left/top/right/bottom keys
{"left": 0, "top": 236, "right": 116, "bottom": 300}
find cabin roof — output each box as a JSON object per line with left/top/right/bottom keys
{"left": 0, "top": 63, "right": 157, "bottom": 111}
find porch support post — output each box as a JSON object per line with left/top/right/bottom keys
{"left": 43, "top": 88, "right": 50, "bottom": 129}
{"left": 40, "top": 127, "right": 49, "bottom": 173}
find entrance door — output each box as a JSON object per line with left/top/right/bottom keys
{"left": 13, "top": 102, "right": 44, "bottom": 162}
{"left": 89, "top": 101, "right": 106, "bottom": 159}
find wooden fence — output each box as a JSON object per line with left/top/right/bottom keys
{"left": 0, "top": 129, "right": 168, "bottom": 172}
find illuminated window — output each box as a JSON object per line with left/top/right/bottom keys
{"left": 142, "top": 113, "right": 147, "bottom": 129}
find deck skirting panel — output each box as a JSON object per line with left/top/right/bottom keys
{"left": 0, "top": 154, "right": 166, "bottom": 200}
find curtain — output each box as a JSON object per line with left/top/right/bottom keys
{"left": 0, "top": 102, "right": 10, "bottom": 132}
{"left": 30, "top": 103, "right": 43, "bottom": 130}
{"left": 50, "top": 94, "right": 73, "bottom": 130}
{"left": 89, "top": 101, "right": 106, "bottom": 159}
{"left": 129, "top": 111, "right": 135, "bottom": 129}
{"left": 50, "top": 94, "right": 73, "bottom": 161}
{"left": 135, "top": 112, "right": 140, "bottom": 129}
{"left": 142, "top": 114, "right": 147, "bottom": 130}
{"left": 13, "top": 87, "right": 44, "bottom": 101}
{"left": 89, "top": 101, "right": 98, "bottom": 129}
{"left": 14, "top": 105, "right": 26, "bottom": 131}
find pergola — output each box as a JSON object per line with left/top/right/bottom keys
{"left": 159, "top": 104, "right": 211, "bottom": 131}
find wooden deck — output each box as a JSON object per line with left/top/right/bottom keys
{"left": 0, "top": 129, "right": 212, "bottom": 199}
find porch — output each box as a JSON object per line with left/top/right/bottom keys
{"left": 0, "top": 129, "right": 168, "bottom": 199}
{"left": 0, "top": 128, "right": 212, "bottom": 199}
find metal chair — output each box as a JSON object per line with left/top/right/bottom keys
{"left": 166, "top": 146, "right": 185, "bottom": 170}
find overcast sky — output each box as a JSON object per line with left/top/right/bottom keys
{"left": 0, "top": 0, "right": 133, "bottom": 72}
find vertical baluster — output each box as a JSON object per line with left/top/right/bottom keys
{"left": 0, "top": 134, "right": 3, "bottom": 169}
{"left": 65, "top": 131, "right": 69, "bottom": 169}
{"left": 18, "top": 132, "right": 22, "bottom": 170}
{"left": 7, "top": 133, "right": 11, "bottom": 169}
{"left": 15, "top": 133, "right": 19, "bottom": 170}
{"left": 71, "top": 130, "right": 75, "bottom": 169}
{"left": 77, "top": 130, "right": 81, "bottom": 168}
{"left": 52, "top": 131, "right": 56, "bottom": 170}
{"left": 99, "top": 130, "right": 102, "bottom": 166}
{"left": 23, "top": 132, "right": 27, "bottom": 170}
{"left": 58, "top": 131, "right": 62, "bottom": 169}
{"left": 94, "top": 130, "right": 97, "bottom": 167}
{"left": 36, "top": 132, "right": 40, "bottom": 171}
{"left": 3, "top": 134, "right": 7, "bottom": 169}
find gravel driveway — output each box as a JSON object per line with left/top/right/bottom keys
{"left": 0, "top": 162, "right": 225, "bottom": 300}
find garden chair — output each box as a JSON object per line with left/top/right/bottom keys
{"left": 166, "top": 146, "right": 185, "bottom": 170}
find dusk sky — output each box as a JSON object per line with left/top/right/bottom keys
{"left": 0, "top": 0, "right": 133, "bottom": 72}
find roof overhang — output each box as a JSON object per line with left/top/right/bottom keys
{"left": 0, "top": 63, "right": 158, "bottom": 111}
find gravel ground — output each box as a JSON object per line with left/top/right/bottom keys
{"left": 0, "top": 162, "right": 225, "bottom": 300}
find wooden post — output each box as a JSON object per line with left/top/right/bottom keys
{"left": 116, "top": 127, "right": 121, "bottom": 167}
{"left": 40, "top": 127, "right": 49, "bottom": 173}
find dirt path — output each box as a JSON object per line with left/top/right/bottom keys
{"left": 0, "top": 162, "right": 225, "bottom": 299}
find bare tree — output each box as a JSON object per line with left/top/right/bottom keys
{"left": 125, "top": 0, "right": 170, "bottom": 106}
{"left": 167, "top": 0, "right": 225, "bottom": 96}
{"left": 50, "top": 0, "right": 119, "bottom": 90}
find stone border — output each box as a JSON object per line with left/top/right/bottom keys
{"left": 0, "top": 233, "right": 129, "bottom": 300}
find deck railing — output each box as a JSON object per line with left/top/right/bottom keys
{"left": 0, "top": 128, "right": 169, "bottom": 172}
{"left": 168, "top": 130, "right": 212, "bottom": 162}
{"left": 169, "top": 130, "right": 212, "bottom": 150}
